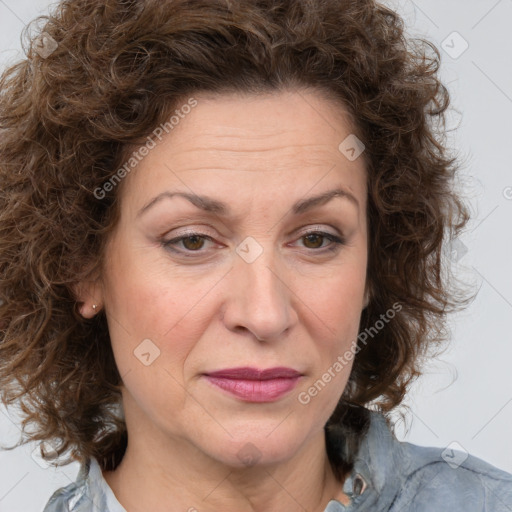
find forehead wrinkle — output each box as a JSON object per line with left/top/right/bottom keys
{"left": 165, "top": 144, "right": 347, "bottom": 173}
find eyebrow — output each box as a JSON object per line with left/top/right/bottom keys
{"left": 136, "top": 186, "right": 359, "bottom": 219}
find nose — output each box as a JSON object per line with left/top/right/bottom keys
{"left": 221, "top": 245, "right": 297, "bottom": 342}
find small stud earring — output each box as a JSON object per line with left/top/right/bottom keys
{"left": 92, "top": 304, "right": 97, "bottom": 310}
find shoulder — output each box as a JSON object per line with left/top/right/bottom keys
{"left": 346, "top": 411, "right": 512, "bottom": 511}
{"left": 43, "top": 478, "right": 86, "bottom": 512}
{"left": 42, "top": 458, "right": 119, "bottom": 512}
{"left": 392, "top": 440, "right": 512, "bottom": 511}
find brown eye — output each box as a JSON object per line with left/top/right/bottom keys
{"left": 163, "top": 233, "right": 214, "bottom": 255}
{"left": 295, "top": 230, "right": 345, "bottom": 251}
{"left": 302, "top": 233, "right": 325, "bottom": 249}
{"left": 181, "top": 235, "right": 206, "bottom": 251}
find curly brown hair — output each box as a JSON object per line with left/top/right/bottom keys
{"left": 0, "top": 0, "right": 470, "bottom": 476}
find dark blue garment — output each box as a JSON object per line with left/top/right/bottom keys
{"left": 43, "top": 410, "right": 512, "bottom": 511}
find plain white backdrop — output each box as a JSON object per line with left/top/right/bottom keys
{"left": 0, "top": 0, "right": 511, "bottom": 510}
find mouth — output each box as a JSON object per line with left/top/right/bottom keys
{"left": 203, "top": 366, "right": 303, "bottom": 402}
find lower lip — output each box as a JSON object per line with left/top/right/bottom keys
{"left": 204, "top": 375, "right": 301, "bottom": 402}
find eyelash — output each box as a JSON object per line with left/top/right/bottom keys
{"left": 161, "top": 230, "right": 346, "bottom": 257}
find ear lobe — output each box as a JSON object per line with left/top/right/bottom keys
{"left": 72, "top": 278, "right": 103, "bottom": 317}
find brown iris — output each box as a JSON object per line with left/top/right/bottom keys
{"left": 302, "top": 233, "right": 325, "bottom": 249}
{"left": 181, "top": 235, "right": 206, "bottom": 250}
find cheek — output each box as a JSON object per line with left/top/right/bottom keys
{"left": 103, "top": 271, "right": 207, "bottom": 420}
{"left": 295, "top": 271, "right": 365, "bottom": 411}
{"left": 300, "top": 264, "right": 366, "bottom": 340}
{"left": 104, "top": 249, "right": 219, "bottom": 376}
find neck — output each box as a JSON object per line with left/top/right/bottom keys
{"left": 102, "top": 423, "right": 351, "bottom": 512}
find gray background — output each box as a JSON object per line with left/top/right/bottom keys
{"left": 0, "top": 0, "right": 511, "bottom": 510}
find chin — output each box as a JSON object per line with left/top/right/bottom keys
{"left": 200, "top": 427, "right": 309, "bottom": 470}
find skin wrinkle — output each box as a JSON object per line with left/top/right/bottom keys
{"left": 80, "top": 90, "right": 368, "bottom": 512}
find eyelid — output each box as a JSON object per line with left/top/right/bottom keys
{"left": 164, "top": 223, "right": 342, "bottom": 243}
{"left": 162, "top": 225, "right": 218, "bottom": 241}
{"left": 162, "top": 225, "right": 346, "bottom": 257}
{"left": 293, "top": 224, "right": 341, "bottom": 237}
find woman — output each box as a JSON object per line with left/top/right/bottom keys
{"left": 0, "top": 0, "right": 510, "bottom": 511}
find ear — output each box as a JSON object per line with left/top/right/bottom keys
{"left": 72, "top": 276, "right": 104, "bottom": 319}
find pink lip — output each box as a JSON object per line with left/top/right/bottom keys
{"left": 203, "top": 366, "right": 302, "bottom": 402}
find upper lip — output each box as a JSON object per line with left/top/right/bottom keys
{"left": 205, "top": 366, "right": 302, "bottom": 380}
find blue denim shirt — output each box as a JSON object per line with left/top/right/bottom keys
{"left": 43, "top": 410, "right": 512, "bottom": 511}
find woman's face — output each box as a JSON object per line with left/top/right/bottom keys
{"left": 95, "top": 89, "right": 368, "bottom": 468}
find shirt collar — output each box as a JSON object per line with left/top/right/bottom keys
{"left": 324, "top": 410, "right": 406, "bottom": 510}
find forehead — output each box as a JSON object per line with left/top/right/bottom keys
{"left": 118, "top": 89, "right": 367, "bottom": 216}
{"left": 166, "top": 89, "right": 360, "bottom": 155}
